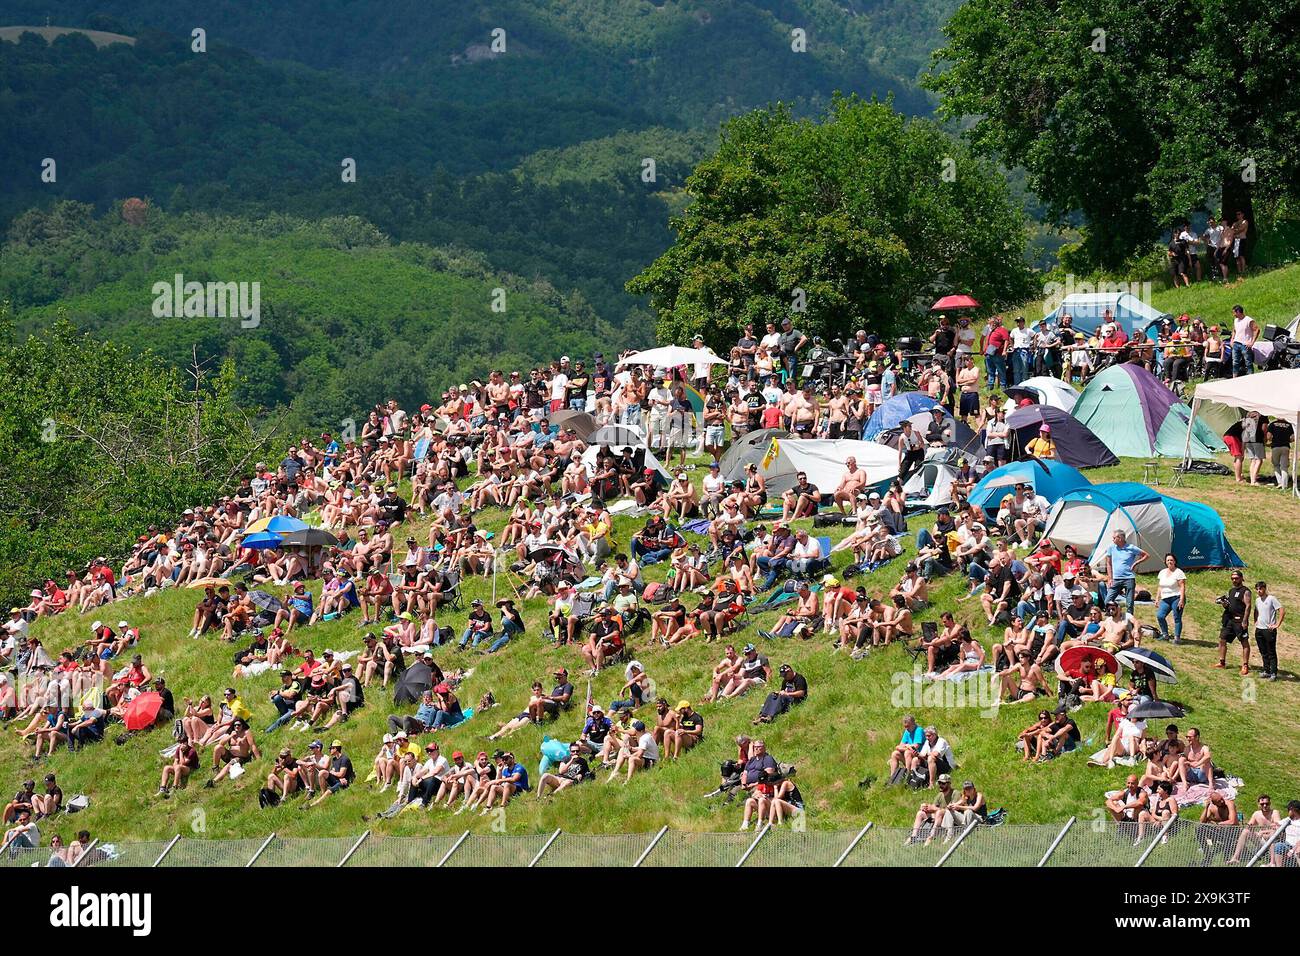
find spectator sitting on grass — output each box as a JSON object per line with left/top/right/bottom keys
{"left": 908, "top": 726, "right": 955, "bottom": 787}
{"left": 739, "top": 738, "right": 780, "bottom": 831}
{"left": 536, "top": 742, "right": 591, "bottom": 799}
{"left": 760, "top": 581, "right": 819, "bottom": 639}
{"left": 884, "top": 714, "right": 926, "bottom": 785}
{"left": 753, "top": 663, "right": 807, "bottom": 725}
{"left": 907, "top": 773, "right": 956, "bottom": 845}
{"left": 606, "top": 721, "right": 658, "bottom": 784}
{"left": 1227, "top": 793, "right": 1281, "bottom": 865}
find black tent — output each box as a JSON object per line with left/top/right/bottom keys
{"left": 392, "top": 660, "right": 434, "bottom": 705}
{"left": 1007, "top": 404, "right": 1119, "bottom": 469}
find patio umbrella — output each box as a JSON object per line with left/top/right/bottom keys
{"left": 275, "top": 528, "right": 339, "bottom": 548}
{"left": 241, "top": 531, "right": 284, "bottom": 549}
{"left": 1056, "top": 645, "right": 1118, "bottom": 679}
{"left": 548, "top": 409, "right": 598, "bottom": 439}
{"left": 615, "top": 345, "right": 727, "bottom": 370}
{"left": 1128, "top": 699, "right": 1185, "bottom": 720}
{"left": 122, "top": 692, "right": 164, "bottom": 732}
{"left": 247, "top": 590, "right": 282, "bottom": 612}
{"left": 1116, "top": 647, "right": 1178, "bottom": 683}
{"left": 930, "top": 294, "right": 981, "bottom": 311}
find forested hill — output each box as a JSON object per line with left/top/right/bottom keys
{"left": 1, "top": 1, "right": 952, "bottom": 119}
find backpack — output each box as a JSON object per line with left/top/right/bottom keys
{"left": 907, "top": 767, "right": 930, "bottom": 790}
{"left": 258, "top": 787, "right": 281, "bottom": 809}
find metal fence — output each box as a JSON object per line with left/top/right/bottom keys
{"left": 3, "top": 820, "right": 1286, "bottom": 868}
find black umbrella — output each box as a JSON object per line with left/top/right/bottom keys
{"left": 1128, "top": 700, "right": 1184, "bottom": 720}
{"left": 247, "top": 590, "right": 282, "bottom": 612}
{"left": 392, "top": 660, "right": 434, "bottom": 705}
{"left": 276, "top": 528, "right": 340, "bottom": 548}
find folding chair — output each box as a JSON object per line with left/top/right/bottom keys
{"left": 439, "top": 568, "right": 464, "bottom": 612}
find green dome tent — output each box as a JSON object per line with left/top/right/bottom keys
{"left": 1072, "top": 364, "right": 1224, "bottom": 458}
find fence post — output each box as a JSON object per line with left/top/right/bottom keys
{"left": 1134, "top": 816, "right": 1177, "bottom": 867}
{"left": 153, "top": 834, "right": 182, "bottom": 868}
{"left": 633, "top": 826, "right": 669, "bottom": 868}
{"left": 1246, "top": 820, "right": 1287, "bottom": 868}
{"left": 936, "top": 820, "right": 977, "bottom": 867}
{"left": 528, "top": 828, "right": 563, "bottom": 868}
{"left": 833, "top": 823, "right": 873, "bottom": 868}
{"left": 246, "top": 832, "right": 276, "bottom": 868}
{"left": 437, "top": 830, "right": 470, "bottom": 867}
{"left": 735, "top": 824, "right": 770, "bottom": 867}
{"left": 72, "top": 838, "right": 100, "bottom": 867}
{"left": 337, "top": 830, "right": 370, "bottom": 867}
{"left": 1038, "top": 817, "right": 1075, "bottom": 867}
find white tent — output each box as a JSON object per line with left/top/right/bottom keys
{"left": 1186, "top": 369, "right": 1300, "bottom": 495}
{"left": 580, "top": 443, "right": 673, "bottom": 484}
{"left": 1003, "top": 376, "right": 1079, "bottom": 413}
{"left": 616, "top": 346, "right": 727, "bottom": 370}
{"left": 903, "top": 459, "right": 958, "bottom": 510}
{"left": 755, "top": 438, "right": 899, "bottom": 496}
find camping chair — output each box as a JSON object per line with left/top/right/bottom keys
{"left": 439, "top": 568, "right": 464, "bottom": 612}
{"left": 788, "top": 537, "right": 832, "bottom": 578}
{"left": 903, "top": 621, "right": 938, "bottom": 666}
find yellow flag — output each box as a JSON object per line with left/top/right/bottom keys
{"left": 760, "top": 438, "right": 780, "bottom": 470}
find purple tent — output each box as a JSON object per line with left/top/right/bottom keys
{"left": 1006, "top": 405, "right": 1118, "bottom": 469}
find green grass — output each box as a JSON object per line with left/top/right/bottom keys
{"left": 6, "top": 454, "right": 1298, "bottom": 844}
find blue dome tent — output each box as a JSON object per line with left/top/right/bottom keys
{"left": 968, "top": 459, "right": 1092, "bottom": 515}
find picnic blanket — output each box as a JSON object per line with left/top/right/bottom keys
{"left": 915, "top": 665, "right": 994, "bottom": 683}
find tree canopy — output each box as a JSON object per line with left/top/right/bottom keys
{"left": 926, "top": 0, "right": 1300, "bottom": 268}
{"left": 627, "top": 96, "right": 1034, "bottom": 350}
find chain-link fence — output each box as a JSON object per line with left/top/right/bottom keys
{"left": 8, "top": 820, "right": 1288, "bottom": 867}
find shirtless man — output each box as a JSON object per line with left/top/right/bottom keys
{"left": 1227, "top": 793, "right": 1281, "bottom": 865}
{"left": 762, "top": 584, "right": 820, "bottom": 640}
{"left": 787, "top": 385, "right": 820, "bottom": 439}
{"left": 996, "top": 650, "right": 1049, "bottom": 702}
{"left": 1177, "top": 727, "right": 1214, "bottom": 791}
{"left": 831, "top": 456, "right": 870, "bottom": 514}
{"left": 955, "top": 355, "right": 981, "bottom": 423}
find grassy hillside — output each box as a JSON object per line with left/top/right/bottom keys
{"left": 5, "top": 456, "right": 1296, "bottom": 844}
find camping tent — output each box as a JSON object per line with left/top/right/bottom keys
{"left": 1188, "top": 369, "right": 1300, "bottom": 496}
{"left": 588, "top": 423, "right": 646, "bottom": 447}
{"left": 1042, "top": 482, "right": 1243, "bottom": 573}
{"left": 1003, "top": 376, "right": 1079, "bottom": 413}
{"left": 717, "top": 428, "right": 791, "bottom": 483}
{"left": 968, "top": 459, "right": 1091, "bottom": 515}
{"left": 1072, "top": 363, "right": 1225, "bottom": 458}
{"left": 902, "top": 459, "right": 959, "bottom": 510}
{"left": 862, "top": 392, "right": 937, "bottom": 440}
{"left": 1006, "top": 405, "right": 1119, "bottom": 469}
{"left": 393, "top": 660, "right": 435, "bottom": 705}
{"left": 755, "top": 438, "right": 898, "bottom": 496}
{"left": 581, "top": 443, "right": 674, "bottom": 484}
{"left": 1042, "top": 292, "right": 1169, "bottom": 340}
{"left": 875, "top": 408, "right": 987, "bottom": 462}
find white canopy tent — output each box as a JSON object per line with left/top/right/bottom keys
{"left": 615, "top": 345, "right": 727, "bottom": 370}
{"left": 1002, "top": 376, "right": 1079, "bottom": 413}
{"left": 754, "top": 438, "right": 899, "bottom": 496}
{"left": 1185, "top": 369, "right": 1300, "bottom": 496}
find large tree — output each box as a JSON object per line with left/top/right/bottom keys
{"left": 926, "top": 0, "right": 1300, "bottom": 269}
{"left": 627, "top": 96, "right": 1033, "bottom": 351}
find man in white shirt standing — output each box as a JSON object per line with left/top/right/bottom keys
{"left": 1252, "top": 580, "right": 1285, "bottom": 681}
{"left": 1230, "top": 305, "right": 1258, "bottom": 378}
{"left": 1009, "top": 316, "right": 1035, "bottom": 387}
{"left": 646, "top": 378, "right": 673, "bottom": 449}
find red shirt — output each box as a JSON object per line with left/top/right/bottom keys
{"left": 986, "top": 327, "right": 1010, "bottom": 354}
{"left": 94, "top": 565, "right": 116, "bottom": 587}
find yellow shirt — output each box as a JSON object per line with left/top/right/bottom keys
{"left": 1026, "top": 437, "right": 1057, "bottom": 459}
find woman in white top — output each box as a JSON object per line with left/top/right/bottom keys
{"left": 984, "top": 409, "right": 1011, "bottom": 465}
{"left": 1154, "top": 553, "right": 1186, "bottom": 644}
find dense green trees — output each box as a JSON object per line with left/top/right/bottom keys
{"left": 0, "top": 311, "right": 270, "bottom": 603}
{"left": 926, "top": 0, "right": 1300, "bottom": 269}
{"left": 627, "top": 96, "right": 1034, "bottom": 350}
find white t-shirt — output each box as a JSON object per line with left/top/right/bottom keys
{"left": 1156, "top": 567, "right": 1186, "bottom": 600}
{"left": 549, "top": 374, "right": 569, "bottom": 402}
{"left": 760, "top": 332, "right": 782, "bottom": 351}
{"left": 955, "top": 327, "right": 976, "bottom": 354}
{"left": 920, "top": 736, "right": 953, "bottom": 764}
{"left": 1255, "top": 594, "right": 1283, "bottom": 629}
{"left": 1011, "top": 328, "right": 1035, "bottom": 349}
{"left": 638, "top": 732, "right": 660, "bottom": 763}
{"left": 703, "top": 474, "right": 725, "bottom": 495}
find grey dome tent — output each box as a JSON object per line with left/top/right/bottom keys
{"left": 718, "top": 428, "right": 791, "bottom": 483}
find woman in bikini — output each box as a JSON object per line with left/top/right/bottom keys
{"left": 938, "top": 629, "right": 985, "bottom": 679}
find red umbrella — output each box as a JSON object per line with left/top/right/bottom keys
{"left": 930, "top": 294, "right": 981, "bottom": 311}
{"left": 1055, "top": 646, "right": 1118, "bottom": 680}
{"left": 122, "top": 691, "right": 164, "bottom": 731}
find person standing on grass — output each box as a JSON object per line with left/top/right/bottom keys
{"left": 1266, "top": 414, "right": 1294, "bottom": 490}
{"left": 1216, "top": 569, "right": 1252, "bottom": 675}
{"left": 1229, "top": 305, "right": 1257, "bottom": 377}
{"left": 1103, "top": 529, "right": 1147, "bottom": 614}
{"left": 1154, "top": 553, "right": 1186, "bottom": 645}
{"left": 1251, "top": 581, "right": 1284, "bottom": 682}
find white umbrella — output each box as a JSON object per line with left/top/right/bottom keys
{"left": 616, "top": 346, "right": 727, "bottom": 370}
